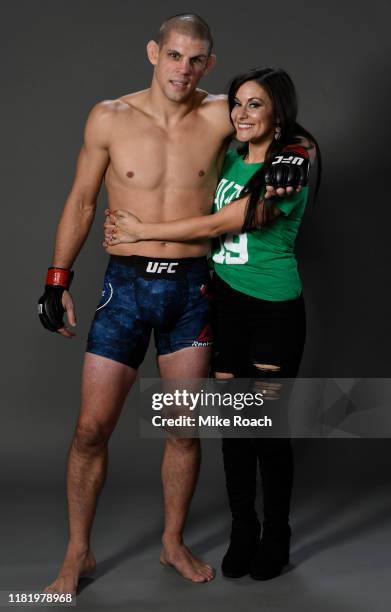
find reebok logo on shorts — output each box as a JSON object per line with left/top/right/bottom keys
{"left": 192, "top": 324, "right": 213, "bottom": 347}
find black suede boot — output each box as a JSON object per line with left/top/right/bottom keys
{"left": 221, "top": 438, "right": 260, "bottom": 578}
{"left": 251, "top": 438, "right": 294, "bottom": 580}
{"left": 222, "top": 521, "right": 261, "bottom": 578}
{"left": 250, "top": 523, "right": 291, "bottom": 580}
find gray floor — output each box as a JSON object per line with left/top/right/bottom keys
{"left": 2, "top": 440, "right": 391, "bottom": 612}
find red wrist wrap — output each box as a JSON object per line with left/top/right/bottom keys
{"left": 46, "top": 267, "right": 72, "bottom": 288}
{"left": 282, "top": 145, "right": 309, "bottom": 158}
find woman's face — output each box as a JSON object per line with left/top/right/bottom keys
{"left": 231, "top": 80, "right": 276, "bottom": 144}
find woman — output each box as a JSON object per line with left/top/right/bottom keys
{"left": 104, "top": 67, "right": 320, "bottom": 580}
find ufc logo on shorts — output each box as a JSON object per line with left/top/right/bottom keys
{"left": 146, "top": 261, "right": 178, "bottom": 274}
{"left": 272, "top": 155, "right": 304, "bottom": 165}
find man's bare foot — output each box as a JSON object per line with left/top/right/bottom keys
{"left": 160, "top": 537, "right": 215, "bottom": 583}
{"left": 44, "top": 548, "right": 96, "bottom": 594}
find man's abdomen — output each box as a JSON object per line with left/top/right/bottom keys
{"left": 105, "top": 239, "right": 210, "bottom": 258}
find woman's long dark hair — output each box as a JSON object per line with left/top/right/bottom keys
{"left": 227, "top": 67, "right": 322, "bottom": 231}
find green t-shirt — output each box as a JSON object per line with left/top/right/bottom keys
{"left": 212, "top": 149, "right": 308, "bottom": 301}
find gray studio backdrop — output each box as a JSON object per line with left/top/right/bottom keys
{"left": 3, "top": 0, "right": 391, "bottom": 495}
{"left": 2, "top": 0, "right": 391, "bottom": 607}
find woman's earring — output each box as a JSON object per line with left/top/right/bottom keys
{"left": 274, "top": 125, "right": 281, "bottom": 141}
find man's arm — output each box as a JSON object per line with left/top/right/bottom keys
{"left": 52, "top": 101, "right": 113, "bottom": 268}
{"left": 39, "top": 101, "right": 114, "bottom": 338}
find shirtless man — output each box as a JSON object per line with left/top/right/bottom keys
{"left": 38, "top": 14, "right": 306, "bottom": 592}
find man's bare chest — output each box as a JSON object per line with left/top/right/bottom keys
{"left": 106, "top": 116, "right": 225, "bottom": 191}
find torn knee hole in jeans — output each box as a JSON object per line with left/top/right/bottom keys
{"left": 253, "top": 363, "right": 281, "bottom": 373}
{"left": 214, "top": 372, "right": 234, "bottom": 380}
{"left": 252, "top": 363, "right": 282, "bottom": 399}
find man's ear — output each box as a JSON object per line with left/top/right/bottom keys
{"left": 146, "top": 40, "right": 159, "bottom": 66}
{"left": 204, "top": 53, "right": 217, "bottom": 76}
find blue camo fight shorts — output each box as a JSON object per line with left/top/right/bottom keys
{"left": 86, "top": 255, "right": 213, "bottom": 369}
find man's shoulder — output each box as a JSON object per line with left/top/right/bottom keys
{"left": 83, "top": 97, "right": 136, "bottom": 144}
{"left": 198, "top": 92, "right": 232, "bottom": 133}
{"left": 117, "top": 89, "right": 150, "bottom": 111}
{"left": 86, "top": 99, "right": 127, "bottom": 131}
{"left": 199, "top": 92, "right": 228, "bottom": 111}
{"left": 89, "top": 90, "right": 149, "bottom": 119}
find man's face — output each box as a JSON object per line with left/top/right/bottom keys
{"left": 148, "top": 32, "right": 213, "bottom": 103}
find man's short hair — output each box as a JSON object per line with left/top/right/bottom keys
{"left": 156, "top": 14, "right": 213, "bottom": 55}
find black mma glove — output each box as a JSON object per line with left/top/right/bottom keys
{"left": 265, "top": 145, "right": 310, "bottom": 190}
{"left": 38, "top": 267, "right": 74, "bottom": 332}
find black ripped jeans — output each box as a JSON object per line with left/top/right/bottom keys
{"left": 212, "top": 272, "right": 306, "bottom": 531}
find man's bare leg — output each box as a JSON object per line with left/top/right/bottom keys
{"left": 158, "top": 347, "right": 215, "bottom": 582}
{"left": 45, "top": 353, "right": 137, "bottom": 593}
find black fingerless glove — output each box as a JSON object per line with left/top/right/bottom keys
{"left": 265, "top": 145, "right": 310, "bottom": 190}
{"left": 38, "top": 267, "right": 74, "bottom": 332}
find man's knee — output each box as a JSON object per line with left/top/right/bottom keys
{"left": 166, "top": 437, "right": 200, "bottom": 453}
{"left": 73, "top": 420, "right": 113, "bottom": 451}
